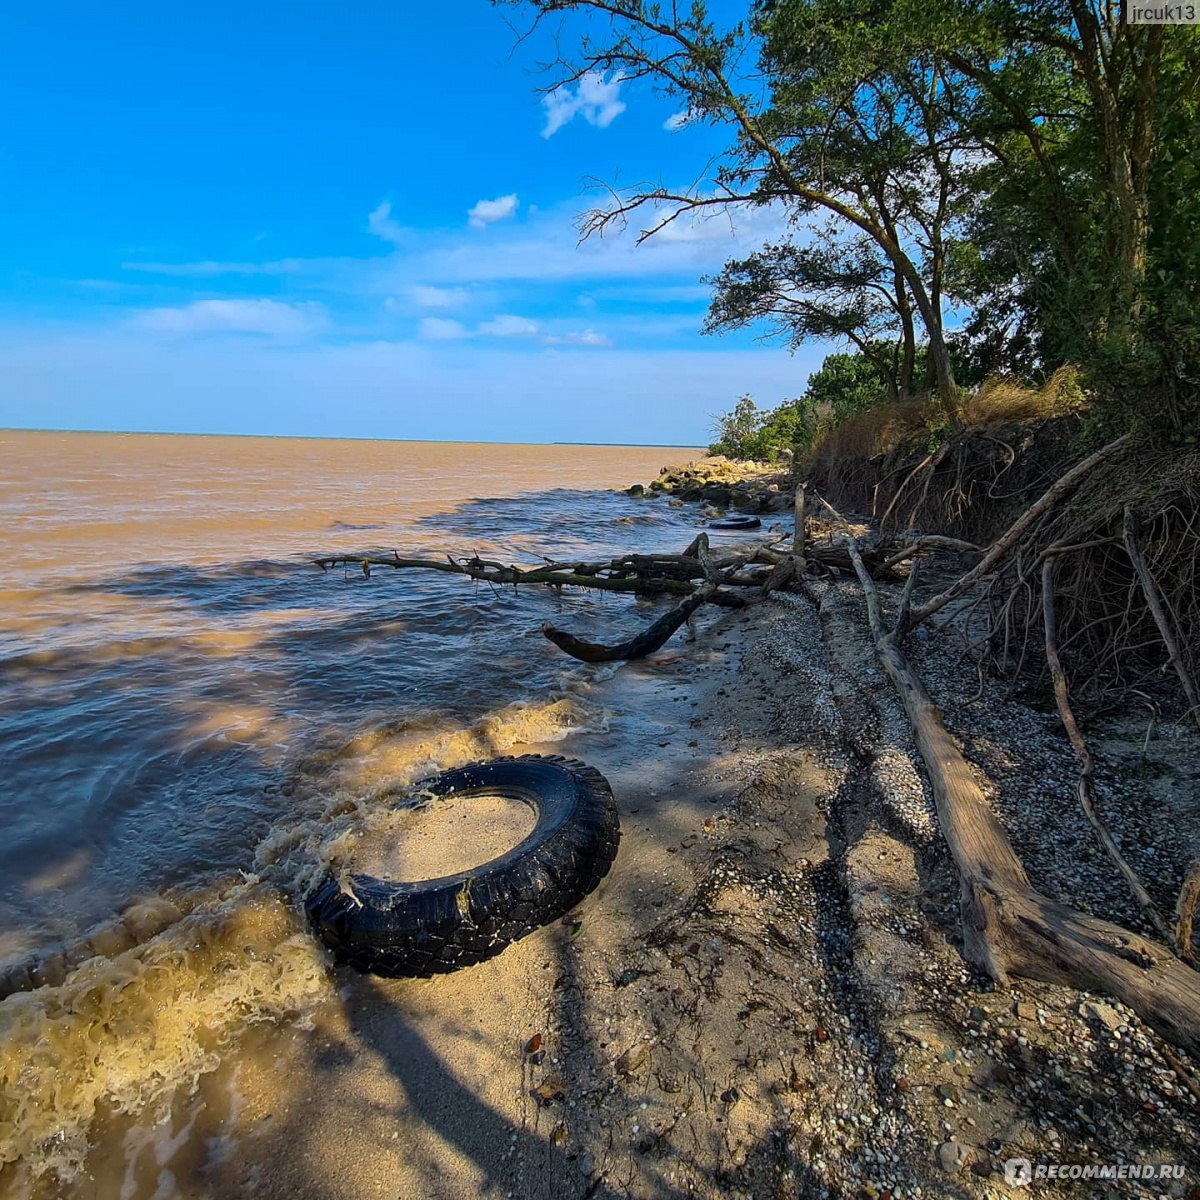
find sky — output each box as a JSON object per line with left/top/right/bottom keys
{"left": 0, "top": 1, "right": 829, "bottom": 444}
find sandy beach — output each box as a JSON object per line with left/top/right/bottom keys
{"left": 9, "top": 562, "right": 1196, "bottom": 1198}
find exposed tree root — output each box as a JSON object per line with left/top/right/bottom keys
{"left": 900, "top": 434, "right": 1130, "bottom": 635}
{"left": 1123, "top": 506, "right": 1200, "bottom": 729}
{"left": 816, "top": 494, "right": 1200, "bottom": 1056}
{"left": 1041, "top": 557, "right": 1174, "bottom": 944}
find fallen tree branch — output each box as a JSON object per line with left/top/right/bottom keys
{"left": 816, "top": 495, "right": 1200, "bottom": 1056}
{"left": 899, "top": 434, "right": 1131, "bottom": 635}
{"left": 880, "top": 534, "right": 983, "bottom": 571}
{"left": 542, "top": 551, "right": 752, "bottom": 662}
{"left": 542, "top": 586, "right": 718, "bottom": 663}
{"left": 313, "top": 551, "right": 749, "bottom": 597}
{"left": 1042, "top": 558, "right": 1175, "bottom": 944}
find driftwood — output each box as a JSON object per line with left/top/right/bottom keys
{"left": 793, "top": 481, "right": 807, "bottom": 565}
{"left": 543, "top": 545, "right": 755, "bottom": 663}
{"left": 816, "top": 494, "right": 1200, "bottom": 1056}
{"left": 543, "top": 584, "right": 728, "bottom": 663}
{"left": 1176, "top": 862, "right": 1200, "bottom": 964}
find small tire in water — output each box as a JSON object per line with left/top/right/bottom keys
{"left": 708, "top": 515, "right": 761, "bottom": 530}
{"left": 304, "top": 754, "right": 619, "bottom": 977}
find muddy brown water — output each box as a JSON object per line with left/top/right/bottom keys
{"left": 0, "top": 430, "right": 712, "bottom": 1189}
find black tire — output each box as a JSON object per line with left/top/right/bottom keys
{"left": 708, "top": 515, "right": 762, "bottom": 530}
{"left": 304, "top": 754, "right": 619, "bottom": 978}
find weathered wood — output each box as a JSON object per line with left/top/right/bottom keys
{"left": 1176, "top": 861, "right": 1200, "bottom": 964}
{"left": 880, "top": 534, "right": 983, "bottom": 571}
{"left": 542, "top": 585, "right": 717, "bottom": 663}
{"left": 542, "top": 550, "right": 753, "bottom": 662}
{"left": 793, "top": 481, "right": 807, "bottom": 568}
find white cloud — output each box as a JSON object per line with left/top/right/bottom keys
{"left": 542, "top": 71, "right": 626, "bottom": 138}
{"left": 406, "top": 284, "right": 471, "bottom": 309}
{"left": 417, "top": 317, "right": 469, "bottom": 340}
{"left": 468, "top": 194, "right": 519, "bottom": 230}
{"left": 368, "top": 201, "right": 406, "bottom": 245}
{"left": 663, "top": 111, "right": 691, "bottom": 131}
{"left": 478, "top": 314, "right": 540, "bottom": 338}
{"left": 542, "top": 329, "right": 611, "bottom": 347}
{"left": 132, "top": 299, "right": 327, "bottom": 336}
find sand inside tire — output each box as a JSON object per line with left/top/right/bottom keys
{"left": 351, "top": 791, "right": 539, "bottom": 881}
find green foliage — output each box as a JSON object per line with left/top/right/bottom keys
{"left": 709, "top": 352, "right": 890, "bottom": 460}
{"left": 512, "top": 0, "right": 1200, "bottom": 437}
{"left": 803, "top": 353, "right": 888, "bottom": 417}
{"left": 709, "top": 394, "right": 808, "bottom": 460}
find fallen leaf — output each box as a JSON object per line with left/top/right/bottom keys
{"left": 616, "top": 1044, "right": 650, "bottom": 1076}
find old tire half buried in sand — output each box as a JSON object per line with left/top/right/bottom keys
{"left": 708, "top": 514, "right": 761, "bottom": 530}
{"left": 304, "top": 754, "right": 619, "bottom": 977}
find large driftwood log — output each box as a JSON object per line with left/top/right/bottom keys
{"left": 817, "top": 495, "right": 1200, "bottom": 1056}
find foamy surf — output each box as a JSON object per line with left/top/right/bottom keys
{"left": 0, "top": 694, "right": 607, "bottom": 1186}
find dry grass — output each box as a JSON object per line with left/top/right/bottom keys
{"left": 804, "top": 367, "right": 1088, "bottom": 468}
{"left": 960, "top": 366, "right": 1087, "bottom": 427}
{"left": 810, "top": 398, "right": 934, "bottom": 462}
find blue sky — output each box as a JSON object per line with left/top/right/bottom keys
{"left": 0, "top": 1, "right": 828, "bottom": 444}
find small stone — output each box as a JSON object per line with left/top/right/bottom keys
{"left": 936, "top": 1141, "right": 966, "bottom": 1173}
{"left": 1015, "top": 1001, "right": 1037, "bottom": 1021}
{"left": 1079, "top": 1000, "right": 1122, "bottom": 1032}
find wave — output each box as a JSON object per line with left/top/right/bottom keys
{"left": 0, "top": 695, "right": 607, "bottom": 1184}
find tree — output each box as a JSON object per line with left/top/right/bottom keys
{"left": 509, "top": 0, "right": 1199, "bottom": 431}
{"left": 704, "top": 231, "right": 919, "bottom": 403}
{"left": 509, "top": 0, "right": 964, "bottom": 410}
{"left": 709, "top": 394, "right": 762, "bottom": 458}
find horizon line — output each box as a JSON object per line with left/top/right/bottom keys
{"left": 1, "top": 426, "right": 706, "bottom": 451}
